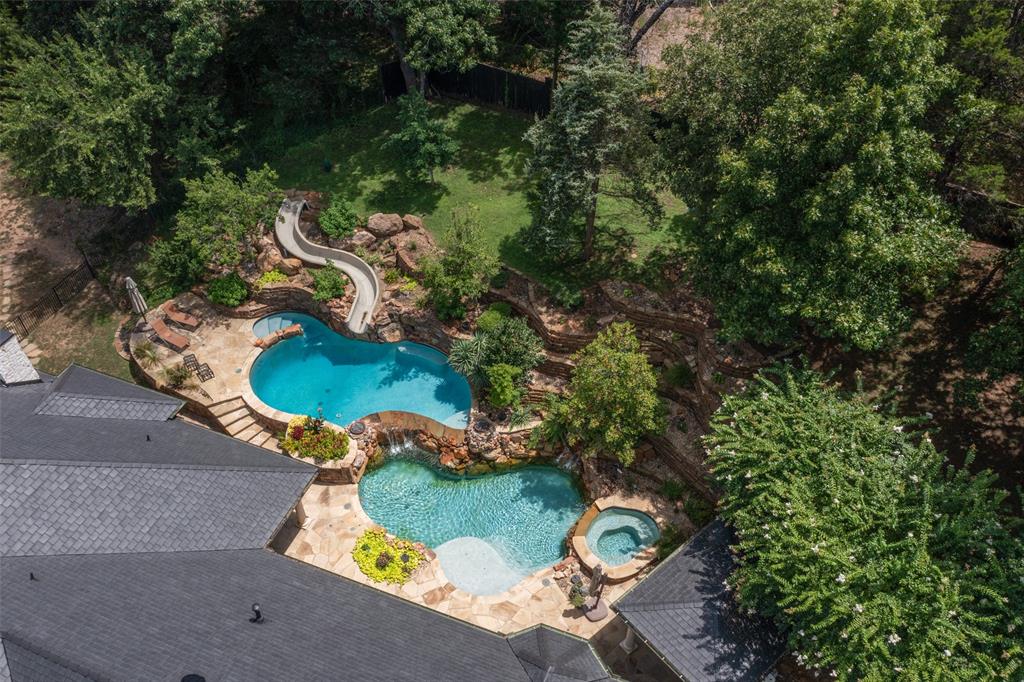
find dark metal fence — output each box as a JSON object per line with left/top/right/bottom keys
{"left": 380, "top": 62, "right": 552, "bottom": 116}
{"left": 3, "top": 255, "right": 97, "bottom": 338}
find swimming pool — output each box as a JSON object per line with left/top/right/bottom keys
{"left": 358, "top": 452, "right": 585, "bottom": 595}
{"left": 250, "top": 312, "right": 471, "bottom": 428}
{"left": 584, "top": 507, "right": 660, "bottom": 567}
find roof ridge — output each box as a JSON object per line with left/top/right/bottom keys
{"left": 44, "top": 390, "right": 181, "bottom": 406}
{"left": 0, "top": 630, "right": 96, "bottom": 681}
{"left": 0, "top": 458, "right": 314, "bottom": 473}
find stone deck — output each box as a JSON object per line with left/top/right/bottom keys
{"left": 272, "top": 482, "right": 637, "bottom": 637}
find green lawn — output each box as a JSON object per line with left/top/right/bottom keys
{"left": 261, "top": 100, "right": 683, "bottom": 287}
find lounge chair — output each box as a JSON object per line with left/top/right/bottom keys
{"left": 163, "top": 301, "right": 200, "bottom": 330}
{"left": 151, "top": 317, "right": 189, "bottom": 352}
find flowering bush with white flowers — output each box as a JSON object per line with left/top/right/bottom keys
{"left": 707, "top": 364, "right": 1024, "bottom": 680}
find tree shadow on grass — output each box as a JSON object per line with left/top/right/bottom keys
{"left": 448, "top": 105, "right": 532, "bottom": 190}
{"left": 366, "top": 176, "right": 449, "bottom": 217}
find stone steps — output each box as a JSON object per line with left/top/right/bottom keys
{"left": 209, "top": 397, "right": 246, "bottom": 417}
{"left": 209, "top": 396, "right": 281, "bottom": 453}
{"left": 224, "top": 414, "right": 256, "bottom": 436}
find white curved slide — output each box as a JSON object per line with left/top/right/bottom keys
{"left": 274, "top": 198, "right": 381, "bottom": 334}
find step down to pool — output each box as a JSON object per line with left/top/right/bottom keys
{"left": 209, "top": 397, "right": 246, "bottom": 417}
{"left": 225, "top": 416, "right": 256, "bottom": 436}
{"left": 261, "top": 436, "right": 280, "bottom": 451}
{"left": 247, "top": 430, "right": 273, "bottom": 447}
{"left": 236, "top": 423, "right": 264, "bottom": 443}
{"left": 218, "top": 407, "right": 250, "bottom": 427}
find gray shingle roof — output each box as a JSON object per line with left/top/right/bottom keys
{"left": 1, "top": 462, "right": 312, "bottom": 557}
{"left": 0, "top": 363, "right": 614, "bottom": 682}
{"left": 508, "top": 626, "right": 614, "bottom": 682}
{"left": 0, "top": 636, "right": 91, "bottom": 682}
{"left": 614, "top": 519, "right": 784, "bottom": 682}
{"left": 1, "top": 549, "right": 536, "bottom": 682}
{"left": 32, "top": 365, "right": 181, "bottom": 420}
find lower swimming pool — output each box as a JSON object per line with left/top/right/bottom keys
{"left": 249, "top": 312, "right": 471, "bottom": 428}
{"left": 358, "top": 452, "right": 585, "bottom": 595}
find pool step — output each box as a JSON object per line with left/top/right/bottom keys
{"left": 225, "top": 415, "right": 256, "bottom": 436}
{"left": 209, "top": 397, "right": 246, "bottom": 417}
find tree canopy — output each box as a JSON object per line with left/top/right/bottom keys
{"left": 707, "top": 364, "right": 1024, "bottom": 680}
{"left": 559, "top": 322, "right": 663, "bottom": 465}
{"left": 660, "top": 0, "right": 967, "bottom": 350}
{"left": 0, "top": 35, "right": 161, "bottom": 210}
{"left": 421, "top": 206, "right": 499, "bottom": 319}
{"left": 524, "top": 4, "right": 662, "bottom": 263}
{"left": 386, "top": 91, "right": 459, "bottom": 183}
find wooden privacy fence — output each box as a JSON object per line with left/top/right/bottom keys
{"left": 3, "top": 256, "right": 97, "bottom": 338}
{"left": 380, "top": 62, "right": 552, "bottom": 116}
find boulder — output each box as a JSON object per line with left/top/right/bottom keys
{"left": 278, "top": 257, "right": 303, "bottom": 276}
{"left": 401, "top": 214, "right": 425, "bottom": 232}
{"left": 395, "top": 249, "right": 420, "bottom": 279}
{"left": 335, "top": 229, "right": 376, "bottom": 251}
{"left": 366, "top": 213, "right": 404, "bottom": 238}
{"left": 257, "top": 247, "right": 283, "bottom": 274}
{"left": 378, "top": 322, "right": 404, "bottom": 343}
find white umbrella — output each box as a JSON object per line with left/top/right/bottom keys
{"left": 125, "top": 277, "right": 148, "bottom": 317}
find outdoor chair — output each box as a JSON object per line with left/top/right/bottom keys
{"left": 196, "top": 362, "right": 215, "bottom": 383}
{"left": 183, "top": 353, "right": 200, "bottom": 373}
{"left": 163, "top": 301, "right": 200, "bottom": 330}
{"left": 151, "top": 317, "right": 189, "bottom": 353}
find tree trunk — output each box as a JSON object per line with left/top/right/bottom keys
{"left": 386, "top": 20, "right": 417, "bottom": 94}
{"left": 583, "top": 177, "right": 600, "bottom": 261}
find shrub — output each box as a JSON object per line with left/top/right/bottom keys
{"left": 207, "top": 272, "right": 248, "bottom": 306}
{"left": 319, "top": 198, "right": 360, "bottom": 240}
{"left": 682, "top": 495, "right": 713, "bottom": 528}
{"left": 485, "top": 363, "right": 522, "bottom": 409}
{"left": 421, "top": 207, "right": 498, "bottom": 319}
{"left": 383, "top": 268, "right": 403, "bottom": 285}
{"left": 312, "top": 264, "right": 348, "bottom": 302}
{"left": 549, "top": 282, "right": 583, "bottom": 310}
{"left": 664, "top": 362, "right": 695, "bottom": 389}
{"left": 656, "top": 524, "right": 689, "bottom": 560}
{"left": 476, "top": 307, "right": 507, "bottom": 334}
{"left": 162, "top": 362, "right": 193, "bottom": 388}
{"left": 279, "top": 415, "right": 350, "bottom": 461}
{"left": 254, "top": 269, "right": 288, "bottom": 291}
{"left": 133, "top": 340, "right": 159, "bottom": 368}
{"left": 352, "top": 529, "right": 424, "bottom": 584}
{"left": 660, "top": 479, "right": 686, "bottom": 501}
{"left": 448, "top": 317, "right": 543, "bottom": 387}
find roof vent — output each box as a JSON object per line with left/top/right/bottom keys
{"left": 249, "top": 603, "right": 264, "bottom": 624}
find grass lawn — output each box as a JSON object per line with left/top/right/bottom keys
{"left": 30, "top": 282, "right": 132, "bottom": 381}
{"left": 259, "top": 100, "right": 684, "bottom": 288}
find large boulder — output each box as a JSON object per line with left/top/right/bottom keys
{"left": 401, "top": 214, "right": 425, "bottom": 232}
{"left": 366, "top": 213, "right": 404, "bottom": 238}
{"left": 333, "top": 229, "right": 376, "bottom": 252}
{"left": 278, "top": 257, "right": 303, "bottom": 276}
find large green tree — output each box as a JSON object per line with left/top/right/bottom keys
{"left": 707, "top": 364, "right": 1024, "bottom": 680}
{"left": 421, "top": 207, "right": 499, "bottom": 319}
{"left": 524, "top": 5, "right": 661, "bottom": 262}
{"left": 556, "top": 322, "right": 663, "bottom": 465}
{"left": 0, "top": 35, "right": 161, "bottom": 210}
{"left": 386, "top": 91, "right": 459, "bottom": 183}
{"left": 358, "top": 0, "right": 498, "bottom": 94}
{"left": 143, "top": 164, "right": 280, "bottom": 294}
{"left": 661, "top": 0, "right": 966, "bottom": 350}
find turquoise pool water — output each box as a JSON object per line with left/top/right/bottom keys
{"left": 585, "top": 507, "right": 660, "bottom": 567}
{"left": 359, "top": 453, "right": 585, "bottom": 594}
{"left": 250, "top": 312, "right": 471, "bottom": 428}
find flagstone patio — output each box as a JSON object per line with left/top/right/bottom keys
{"left": 272, "top": 482, "right": 636, "bottom": 637}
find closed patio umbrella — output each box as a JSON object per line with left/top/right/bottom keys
{"left": 125, "top": 277, "right": 148, "bottom": 317}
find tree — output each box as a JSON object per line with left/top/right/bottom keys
{"left": 421, "top": 207, "right": 499, "bottom": 319}
{"left": 386, "top": 91, "right": 459, "bottom": 183}
{"left": 707, "top": 364, "right": 1024, "bottom": 681}
{"left": 660, "top": 0, "right": 966, "bottom": 350}
{"left": 319, "top": 198, "right": 361, "bottom": 240}
{"left": 559, "top": 322, "right": 663, "bottom": 465}
{"left": 524, "top": 5, "right": 661, "bottom": 263}
{"left": 494, "top": 0, "right": 588, "bottom": 89}
{"left": 143, "top": 165, "right": 280, "bottom": 294}
{"left": 358, "top": 0, "right": 497, "bottom": 94}
{"left": 0, "top": 35, "right": 161, "bottom": 210}
{"left": 933, "top": 0, "right": 1024, "bottom": 200}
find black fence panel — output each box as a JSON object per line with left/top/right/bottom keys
{"left": 3, "top": 260, "right": 96, "bottom": 338}
{"left": 379, "top": 62, "right": 552, "bottom": 116}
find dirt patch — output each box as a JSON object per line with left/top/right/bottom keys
{"left": 635, "top": 6, "right": 704, "bottom": 69}
{"left": 809, "top": 242, "right": 1023, "bottom": 507}
{"left": 0, "top": 163, "right": 123, "bottom": 313}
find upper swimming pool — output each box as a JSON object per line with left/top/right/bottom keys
{"left": 249, "top": 312, "right": 471, "bottom": 428}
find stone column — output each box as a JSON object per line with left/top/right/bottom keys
{"left": 294, "top": 499, "right": 309, "bottom": 529}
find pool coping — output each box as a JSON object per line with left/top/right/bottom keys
{"left": 240, "top": 314, "right": 468, "bottom": 443}
{"left": 571, "top": 497, "right": 662, "bottom": 582}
